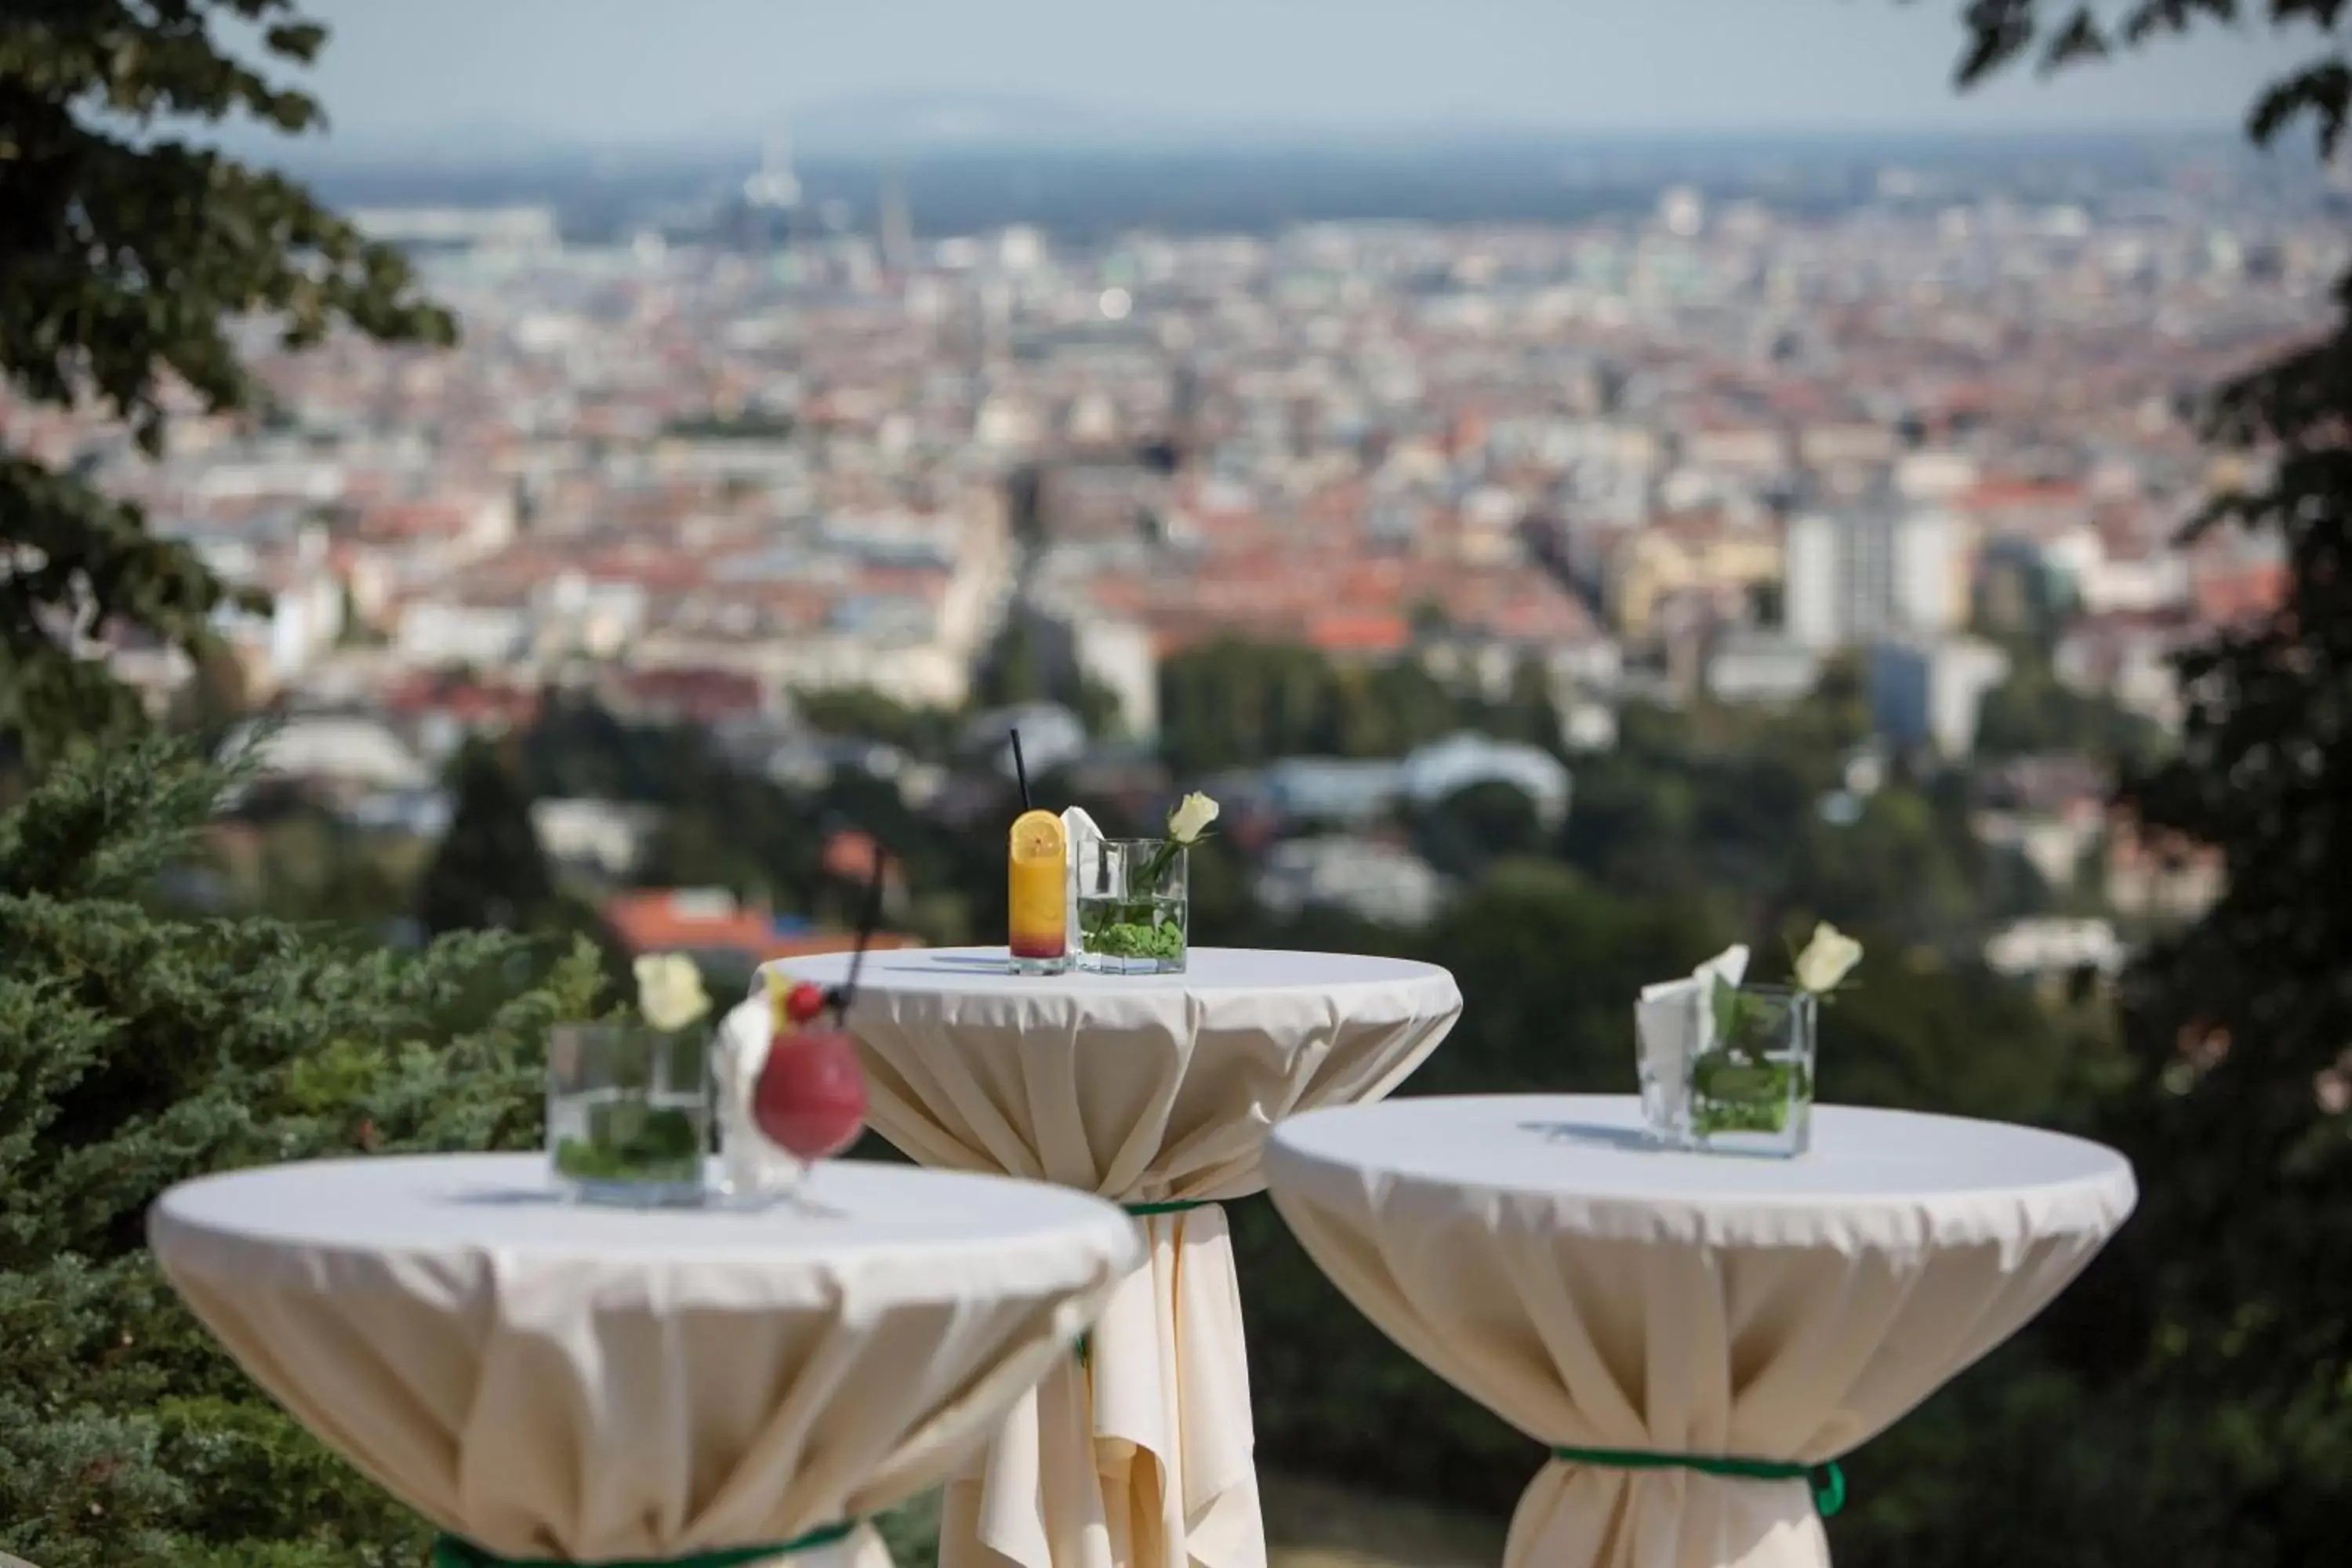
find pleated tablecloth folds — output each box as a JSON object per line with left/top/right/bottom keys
{"left": 1265, "top": 1094, "right": 2136, "bottom": 1568}
{"left": 152, "top": 1153, "right": 1142, "bottom": 1566}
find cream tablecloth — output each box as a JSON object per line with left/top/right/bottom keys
{"left": 772, "top": 948, "right": 1463, "bottom": 1568}
{"left": 151, "top": 1153, "right": 1142, "bottom": 1566}
{"left": 1263, "top": 1094, "right": 2136, "bottom": 1568}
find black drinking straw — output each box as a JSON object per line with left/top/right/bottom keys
{"left": 1009, "top": 728, "right": 1033, "bottom": 811}
{"left": 827, "top": 849, "right": 891, "bottom": 1024}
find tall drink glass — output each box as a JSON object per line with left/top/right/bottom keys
{"left": 1007, "top": 808, "right": 1071, "bottom": 975}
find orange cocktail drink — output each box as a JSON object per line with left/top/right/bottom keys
{"left": 1007, "top": 809, "right": 1070, "bottom": 974}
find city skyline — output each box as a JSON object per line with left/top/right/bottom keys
{"left": 280, "top": 0, "right": 2314, "bottom": 153}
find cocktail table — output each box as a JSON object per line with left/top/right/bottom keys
{"left": 1264, "top": 1094, "right": 2136, "bottom": 1568}
{"left": 152, "top": 1153, "right": 1142, "bottom": 1566}
{"left": 775, "top": 946, "right": 1463, "bottom": 1568}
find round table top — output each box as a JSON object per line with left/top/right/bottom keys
{"left": 771, "top": 948, "right": 1462, "bottom": 1203}
{"left": 786, "top": 945, "right": 1457, "bottom": 1004}
{"left": 154, "top": 1152, "right": 1142, "bottom": 1287}
{"left": 1267, "top": 1093, "right": 2135, "bottom": 1238}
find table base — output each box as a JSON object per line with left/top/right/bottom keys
{"left": 940, "top": 1206, "right": 1265, "bottom": 1568}
{"left": 432, "top": 1521, "right": 887, "bottom": 1568}
{"left": 1509, "top": 1461, "right": 1827, "bottom": 1568}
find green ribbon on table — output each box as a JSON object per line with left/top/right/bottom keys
{"left": 1550, "top": 1446, "right": 1848, "bottom": 1519}
{"left": 1074, "top": 1198, "right": 1217, "bottom": 1366}
{"left": 432, "top": 1519, "right": 858, "bottom": 1568}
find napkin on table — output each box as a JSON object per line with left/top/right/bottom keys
{"left": 711, "top": 985, "right": 807, "bottom": 1200}
{"left": 1635, "top": 944, "right": 1749, "bottom": 1136}
{"left": 1062, "top": 806, "right": 1103, "bottom": 945}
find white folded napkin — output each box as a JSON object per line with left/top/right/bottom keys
{"left": 1635, "top": 944, "right": 1750, "bottom": 1141}
{"left": 1062, "top": 806, "right": 1103, "bottom": 940}
{"left": 712, "top": 985, "right": 807, "bottom": 1201}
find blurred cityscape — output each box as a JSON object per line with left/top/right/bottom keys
{"left": 13, "top": 125, "right": 2335, "bottom": 979}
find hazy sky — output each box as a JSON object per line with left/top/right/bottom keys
{"left": 287, "top": 0, "right": 2313, "bottom": 144}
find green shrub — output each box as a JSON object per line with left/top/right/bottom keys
{"left": 0, "top": 737, "right": 601, "bottom": 1568}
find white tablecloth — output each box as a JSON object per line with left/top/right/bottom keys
{"left": 151, "top": 1154, "right": 1142, "bottom": 1566}
{"left": 1263, "top": 1095, "right": 2136, "bottom": 1568}
{"left": 772, "top": 948, "right": 1463, "bottom": 1568}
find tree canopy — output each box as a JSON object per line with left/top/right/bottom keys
{"left": 1948, "top": 2, "right": 2351, "bottom": 159}
{"left": 0, "top": 1, "right": 452, "bottom": 759}
{"left": 1899, "top": 5, "right": 2352, "bottom": 1561}
{"left": 415, "top": 736, "right": 558, "bottom": 938}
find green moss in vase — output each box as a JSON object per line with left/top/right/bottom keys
{"left": 554, "top": 1099, "right": 703, "bottom": 1183}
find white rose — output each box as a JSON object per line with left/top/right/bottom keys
{"left": 1791, "top": 922, "right": 1864, "bottom": 996}
{"left": 634, "top": 953, "right": 711, "bottom": 1033}
{"left": 1167, "top": 791, "right": 1221, "bottom": 844}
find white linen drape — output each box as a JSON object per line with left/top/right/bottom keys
{"left": 152, "top": 1154, "right": 1142, "bottom": 1566}
{"left": 1264, "top": 1096, "right": 2136, "bottom": 1568}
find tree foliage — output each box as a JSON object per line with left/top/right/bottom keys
{"left": 1828, "top": 6, "right": 2352, "bottom": 1563}
{"left": 1973, "top": 644, "right": 2166, "bottom": 767}
{"left": 1951, "top": 1, "right": 2352, "bottom": 159}
{"left": 0, "top": 2, "right": 453, "bottom": 760}
{"left": 793, "top": 686, "right": 960, "bottom": 759}
{"left": 415, "top": 735, "right": 557, "bottom": 938}
{"left": 2083, "top": 293, "right": 2352, "bottom": 1560}
{"left": 0, "top": 736, "right": 603, "bottom": 1568}
{"left": 969, "top": 615, "right": 1127, "bottom": 738}
{"left": 1156, "top": 638, "right": 1494, "bottom": 775}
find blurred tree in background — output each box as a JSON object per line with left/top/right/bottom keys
{"left": 0, "top": 0, "right": 454, "bottom": 761}
{"left": 1974, "top": 644, "right": 2168, "bottom": 767}
{"left": 793, "top": 686, "right": 960, "bottom": 759}
{"left": 1489, "top": 655, "right": 1569, "bottom": 755}
{"left": 416, "top": 736, "right": 557, "bottom": 938}
{"left": 1158, "top": 638, "right": 1510, "bottom": 774}
{"left": 1407, "top": 780, "right": 1548, "bottom": 877}
{"left": 969, "top": 615, "right": 1127, "bottom": 737}
{"left": 1816, "top": 5, "right": 2352, "bottom": 1563}
{"left": 235, "top": 797, "right": 417, "bottom": 931}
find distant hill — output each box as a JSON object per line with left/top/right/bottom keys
{"left": 267, "top": 93, "right": 1210, "bottom": 166}
{"left": 787, "top": 91, "right": 1179, "bottom": 154}
{"left": 270, "top": 118, "right": 2276, "bottom": 250}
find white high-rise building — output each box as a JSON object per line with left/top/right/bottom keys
{"left": 1784, "top": 511, "right": 1842, "bottom": 650}
{"left": 1893, "top": 510, "right": 1955, "bottom": 631}
{"left": 1784, "top": 505, "right": 1959, "bottom": 649}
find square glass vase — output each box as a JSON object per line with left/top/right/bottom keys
{"left": 1074, "top": 840, "right": 1189, "bottom": 975}
{"left": 546, "top": 1021, "right": 711, "bottom": 1205}
{"left": 1684, "top": 984, "right": 1817, "bottom": 1159}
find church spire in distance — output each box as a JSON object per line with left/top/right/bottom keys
{"left": 742, "top": 119, "right": 800, "bottom": 251}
